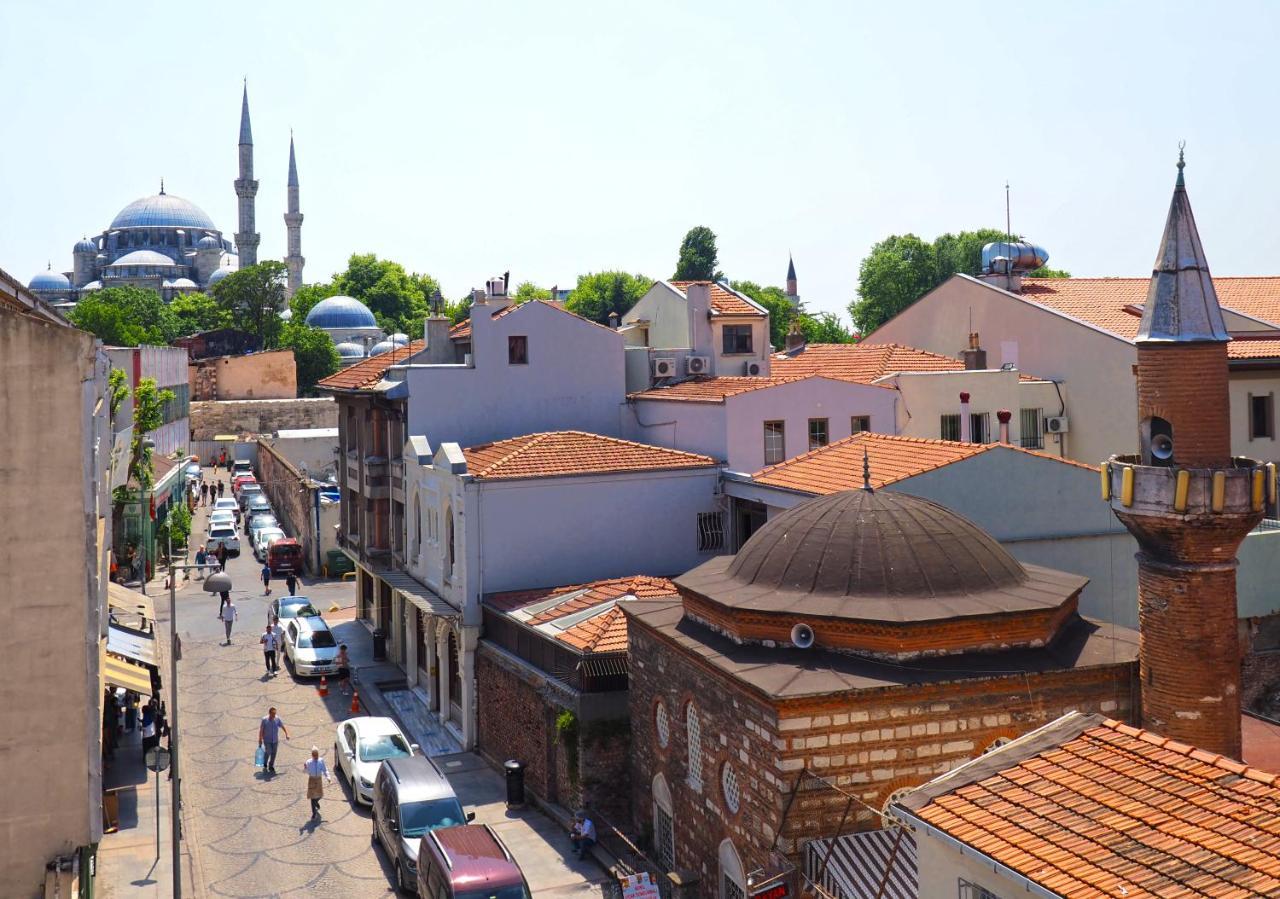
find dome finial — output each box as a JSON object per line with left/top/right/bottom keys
{"left": 159, "top": 177, "right": 165, "bottom": 195}
{"left": 47, "top": 261, "right": 51, "bottom": 271}
{"left": 862, "top": 446, "right": 873, "bottom": 492}
{"left": 1176, "top": 141, "right": 1186, "bottom": 188}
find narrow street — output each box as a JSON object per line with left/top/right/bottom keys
{"left": 114, "top": 469, "right": 608, "bottom": 897}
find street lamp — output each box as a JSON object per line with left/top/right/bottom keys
{"left": 161, "top": 566, "right": 232, "bottom": 899}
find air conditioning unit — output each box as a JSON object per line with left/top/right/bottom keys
{"left": 744, "top": 361, "right": 764, "bottom": 376}
{"left": 686, "top": 355, "right": 710, "bottom": 375}
{"left": 1045, "top": 416, "right": 1070, "bottom": 434}
{"left": 652, "top": 357, "right": 677, "bottom": 378}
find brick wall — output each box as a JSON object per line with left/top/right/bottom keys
{"left": 1136, "top": 343, "right": 1231, "bottom": 467}
{"left": 190, "top": 397, "right": 336, "bottom": 440}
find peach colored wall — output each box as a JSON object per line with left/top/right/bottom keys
{"left": 190, "top": 350, "right": 296, "bottom": 400}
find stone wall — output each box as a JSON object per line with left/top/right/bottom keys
{"left": 190, "top": 350, "right": 297, "bottom": 401}
{"left": 255, "top": 439, "right": 338, "bottom": 576}
{"left": 190, "top": 397, "right": 336, "bottom": 440}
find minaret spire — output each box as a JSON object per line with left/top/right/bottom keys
{"left": 234, "top": 81, "right": 260, "bottom": 268}
{"left": 284, "top": 131, "right": 305, "bottom": 298}
{"left": 785, "top": 253, "right": 799, "bottom": 309}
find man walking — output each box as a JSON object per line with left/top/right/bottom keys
{"left": 302, "top": 747, "right": 332, "bottom": 819}
{"left": 194, "top": 545, "right": 207, "bottom": 579}
{"left": 260, "top": 624, "right": 280, "bottom": 675}
{"left": 217, "top": 480, "right": 225, "bottom": 499}
{"left": 200, "top": 481, "right": 209, "bottom": 506}
{"left": 285, "top": 572, "right": 298, "bottom": 596}
{"left": 261, "top": 562, "right": 272, "bottom": 596}
{"left": 258, "top": 707, "right": 288, "bottom": 774}
{"left": 216, "top": 542, "right": 228, "bottom": 572}
{"left": 220, "top": 596, "right": 238, "bottom": 644}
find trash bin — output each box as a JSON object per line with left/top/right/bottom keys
{"left": 504, "top": 759, "right": 525, "bottom": 807}
{"left": 372, "top": 629, "right": 387, "bottom": 662}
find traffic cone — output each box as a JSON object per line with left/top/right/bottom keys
{"left": 318, "top": 675, "right": 328, "bottom": 698}
{"left": 350, "top": 690, "right": 360, "bottom": 714}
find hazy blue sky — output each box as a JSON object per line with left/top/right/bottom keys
{"left": 3, "top": 0, "right": 1278, "bottom": 322}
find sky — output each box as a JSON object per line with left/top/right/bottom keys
{"left": 3, "top": 0, "right": 1280, "bottom": 324}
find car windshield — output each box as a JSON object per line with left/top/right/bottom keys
{"left": 252, "top": 517, "right": 278, "bottom": 529}
{"left": 455, "top": 888, "right": 530, "bottom": 899}
{"left": 296, "top": 629, "right": 335, "bottom": 649}
{"left": 211, "top": 528, "right": 235, "bottom": 538}
{"left": 399, "top": 798, "right": 467, "bottom": 838}
{"left": 278, "top": 601, "right": 318, "bottom": 618}
{"left": 358, "top": 733, "right": 411, "bottom": 762}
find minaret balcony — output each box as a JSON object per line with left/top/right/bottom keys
{"left": 1103, "top": 454, "right": 1272, "bottom": 527}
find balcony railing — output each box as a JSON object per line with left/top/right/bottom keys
{"left": 346, "top": 449, "right": 360, "bottom": 485}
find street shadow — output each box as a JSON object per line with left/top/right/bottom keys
{"left": 130, "top": 858, "right": 158, "bottom": 887}
{"left": 297, "top": 818, "right": 321, "bottom": 836}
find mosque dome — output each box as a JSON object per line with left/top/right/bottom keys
{"left": 369, "top": 339, "right": 395, "bottom": 356}
{"left": 674, "top": 488, "right": 1087, "bottom": 659}
{"left": 81, "top": 281, "right": 102, "bottom": 292}
{"left": 306, "top": 295, "right": 377, "bottom": 329}
{"left": 168, "top": 278, "right": 197, "bottom": 289}
{"left": 110, "top": 192, "right": 216, "bottom": 230}
{"left": 335, "top": 340, "right": 367, "bottom": 359}
{"left": 29, "top": 268, "right": 70, "bottom": 291}
{"left": 207, "top": 268, "right": 231, "bottom": 287}
{"left": 111, "top": 249, "right": 179, "bottom": 267}
{"left": 389, "top": 332, "right": 410, "bottom": 345}
{"left": 196, "top": 234, "right": 221, "bottom": 250}
{"left": 73, "top": 237, "right": 98, "bottom": 254}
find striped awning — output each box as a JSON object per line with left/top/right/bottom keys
{"left": 366, "top": 565, "right": 459, "bottom": 619}
{"left": 108, "top": 623, "right": 158, "bottom": 667}
{"left": 804, "top": 828, "right": 918, "bottom": 899}
{"left": 102, "top": 644, "right": 155, "bottom": 695}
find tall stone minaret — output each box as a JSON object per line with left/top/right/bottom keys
{"left": 785, "top": 254, "right": 799, "bottom": 309}
{"left": 284, "top": 132, "right": 305, "bottom": 298}
{"left": 1105, "top": 151, "right": 1268, "bottom": 759}
{"left": 234, "top": 82, "right": 260, "bottom": 268}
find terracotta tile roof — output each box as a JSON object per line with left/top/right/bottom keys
{"left": 752, "top": 431, "right": 1096, "bottom": 495}
{"left": 899, "top": 712, "right": 1280, "bottom": 899}
{"left": 668, "top": 280, "right": 766, "bottom": 317}
{"left": 630, "top": 375, "right": 813, "bottom": 403}
{"left": 316, "top": 340, "right": 425, "bottom": 391}
{"left": 488, "top": 575, "right": 677, "bottom": 653}
{"left": 1227, "top": 337, "right": 1280, "bottom": 360}
{"left": 449, "top": 319, "right": 470, "bottom": 340}
{"left": 448, "top": 299, "right": 599, "bottom": 342}
{"left": 771, "top": 342, "right": 965, "bottom": 382}
{"left": 462, "top": 431, "right": 717, "bottom": 480}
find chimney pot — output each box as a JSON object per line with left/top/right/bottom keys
{"left": 960, "top": 392, "right": 971, "bottom": 403}
{"left": 608, "top": 311, "right": 620, "bottom": 329}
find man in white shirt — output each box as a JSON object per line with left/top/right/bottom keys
{"left": 221, "top": 599, "right": 238, "bottom": 645}
{"left": 302, "top": 746, "right": 332, "bottom": 819}
{"left": 570, "top": 809, "right": 597, "bottom": 859}
{"left": 260, "top": 624, "right": 280, "bottom": 675}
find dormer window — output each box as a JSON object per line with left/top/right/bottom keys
{"left": 722, "top": 325, "right": 753, "bottom": 355}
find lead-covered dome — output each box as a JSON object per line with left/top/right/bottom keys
{"left": 207, "top": 268, "right": 231, "bottom": 287}
{"left": 29, "top": 268, "right": 70, "bottom": 291}
{"left": 196, "top": 234, "right": 221, "bottom": 250}
{"left": 306, "top": 295, "right": 377, "bottom": 329}
{"left": 110, "top": 250, "right": 179, "bottom": 267}
{"left": 111, "top": 192, "right": 217, "bottom": 230}
{"left": 73, "top": 237, "right": 98, "bottom": 254}
{"left": 334, "top": 340, "right": 366, "bottom": 359}
{"left": 675, "top": 488, "right": 1086, "bottom": 659}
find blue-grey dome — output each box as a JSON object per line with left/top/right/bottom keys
{"left": 207, "top": 268, "right": 232, "bottom": 286}
{"left": 305, "top": 295, "right": 377, "bottom": 329}
{"left": 369, "top": 340, "right": 394, "bottom": 356}
{"left": 111, "top": 192, "right": 216, "bottom": 230}
{"left": 335, "top": 340, "right": 366, "bottom": 359}
{"left": 196, "top": 234, "right": 221, "bottom": 250}
{"left": 29, "top": 269, "right": 70, "bottom": 291}
{"left": 389, "top": 332, "right": 410, "bottom": 345}
{"left": 74, "top": 237, "right": 97, "bottom": 254}
{"left": 81, "top": 281, "right": 102, "bottom": 292}
{"left": 110, "top": 250, "right": 178, "bottom": 267}
{"left": 167, "top": 277, "right": 197, "bottom": 288}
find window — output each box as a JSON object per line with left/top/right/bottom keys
{"left": 1020, "top": 408, "right": 1044, "bottom": 449}
{"left": 763, "top": 421, "right": 785, "bottom": 465}
{"left": 959, "top": 880, "right": 1005, "bottom": 899}
{"left": 507, "top": 335, "right": 528, "bottom": 365}
{"left": 808, "top": 418, "right": 829, "bottom": 451}
{"left": 721, "top": 762, "right": 741, "bottom": 814}
{"left": 940, "top": 413, "right": 961, "bottom": 442}
{"left": 1251, "top": 393, "right": 1275, "bottom": 440}
{"left": 851, "top": 415, "right": 870, "bottom": 434}
{"left": 719, "top": 840, "right": 746, "bottom": 899}
{"left": 655, "top": 701, "right": 670, "bottom": 748}
{"left": 685, "top": 703, "right": 703, "bottom": 789}
{"left": 697, "top": 512, "right": 725, "bottom": 552}
{"left": 413, "top": 493, "right": 422, "bottom": 556}
{"left": 970, "top": 412, "right": 990, "bottom": 444}
{"left": 445, "top": 504, "right": 456, "bottom": 580}
{"left": 722, "top": 325, "right": 753, "bottom": 355}
{"left": 653, "top": 774, "right": 675, "bottom": 868}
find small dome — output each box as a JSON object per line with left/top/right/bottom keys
{"left": 110, "top": 249, "right": 178, "bottom": 267}
{"left": 207, "top": 269, "right": 231, "bottom": 286}
{"left": 280, "top": 307, "right": 294, "bottom": 321}
{"left": 335, "top": 340, "right": 366, "bottom": 359}
{"left": 80, "top": 281, "right": 102, "bottom": 292}
{"left": 196, "top": 235, "right": 221, "bottom": 250}
{"left": 369, "top": 340, "right": 395, "bottom": 356}
{"left": 168, "top": 277, "right": 197, "bottom": 288}
{"left": 111, "top": 192, "right": 216, "bottom": 230}
{"left": 389, "top": 332, "right": 410, "bottom": 345}
{"left": 305, "top": 295, "right": 377, "bottom": 329}
{"left": 29, "top": 268, "right": 70, "bottom": 291}
{"left": 74, "top": 237, "right": 97, "bottom": 254}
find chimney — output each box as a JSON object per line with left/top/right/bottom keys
{"left": 963, "top": 332, "right": 987, "bottom": 370}
{"left": 686, "top": 283, "right": 713, "bottom": 359}
{"left": 424, "top": 314, "right": 452, "bottom": 364}
{"left": 959, "top": 392, "right": 971, "bottom": 443}
{"left": 485, "top": 275, "right": 511, "bottom": 313}
{"left": 608, "top": 311, "right": 620, "bottom": 329}
{"left": 785, "top": 318, "right": 806, "bottom": 352}
{"left": 997, "top": 409, "right": 1012, "bottom": 444}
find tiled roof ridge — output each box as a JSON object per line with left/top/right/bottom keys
{"left": 464, "top": 430, "right": 717, "bottom": 477}
{"left": 468, "top": 431, "right": 553, "bottom": 478}
{"left": 753, "top": 432, "right": 990, "bottom": 481}
{"left": 628, "top": 373, "right": 817, "bottom": 401}
{"left": 1101, "top": 717, "right": 1279, "bottom": 786}
{"left": 316, "top": 339, "right": 425, "bottom": 390}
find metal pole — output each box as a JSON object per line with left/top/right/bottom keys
{"left": 155, "top": 762, "right": 161, "bottom": 862}
{"left": 169, "top": 571, "right": 181, "bottom": 898}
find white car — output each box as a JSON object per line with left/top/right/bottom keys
{"left": 212, "top": 498, "right": 241, "bottom": 524}
{"left": 207, "top": 526, "right": 240, "bottom": 557}
{"left": 208, "top": 510, "right": 236, "bottom": 531}
{"left": 282, "top": 616, "right": 338, "bottom": 677}
{"left": 254, "top": 528, "right": 286, "bottom": 561}
{"left": 334, "top": 716, "right": 418, "bottom": 804}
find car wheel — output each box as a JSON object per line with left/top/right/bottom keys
{"left": 334, "top": 744, "right": 344, "bottom": 782}
{"left": 396, "top": 862, "right": 407, "bottom": 893}
{"left": 372, "top": 815, "right": 380, "bottom": 847}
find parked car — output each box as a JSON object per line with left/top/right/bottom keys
{"left": 373, "top": 757, "right": 472, "bottom": 894}
{"left": 238, "top": 483, "right": 265, "bottom": 512}
{"left": 267, "top": 537, "right": 304, "bottom": 575}
{"left": 231, "top": 475, "right": 257, "bottom": 497}
{"left": 212, "top": 497, "right": 241, "bottom": 524}
{"left": 282, "top": 615, "right": 338, "bottom": 677}
{"left": 184, "top": 462, "right": 202, "bottom": 482}
{"left": 271, "top": 594, "right": 321, "bottom": 621}
{"left": 245, "top": 494, "right": 272, "bottom": 520}
{"left": 208, "top": 510, "right": 236, "bottom": 532}
{"left": 231, "top": 459, "right": 253, "bottom": 476}
{"left": 253, "top": 532, "right": 286, "bottom": 560}
{"left": 417, "top": 825, "right": 528, "bottom": 899}
{"left": 207, "top": 526, "right": 240, "bottom": 557}
{"left": 335, "top": 717, "right": 418, "bottom": 805}
{"left": 247, "top": 514, "right": 280, "bottom": 545}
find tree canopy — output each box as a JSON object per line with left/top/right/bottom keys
{"left": 68, "top": 286, "right": 173, "bottom": 346}
{"left": 848, "top": 229, "right": 1071, "bottom": 334}
{"left": 328, "top": 253, "right": 441, "bottom": 336}
{"left": 168, "top": 292, "right": 232, "bottom": 337}
{"left": 564, "top": 271, "right": 652, "bottom": 325}
{"left": 732, "top": 280, "right": 857, "bottom": 348}
{"left": 511, "top": 281, "right": 552, "bottom": 304}
{"left": 211, "top": 261, "right": 288, "bottom": 349}
{"left": 673, "top": 226, "right": 722, "bottom": 281}
{"left": 279, "top": 320, "right": 341, "bottom": 395}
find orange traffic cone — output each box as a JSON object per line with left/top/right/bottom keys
{"left": 318, "top": 675, "right": 328, "bottom": 698}
{"left": 350, "top": 689, "right": 360, "bottom": 714}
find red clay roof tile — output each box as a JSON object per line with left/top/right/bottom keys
{"left": 771, "top": 342, "right": 967, "bottom": 382}
{"left": 668, "top": 280, "right": 766, "bottom": 317}
{"left": 316, "top": 340, "right": 425, "bottom": 391}
{"left": 487, "top": 575, "right": 678, "bottom": 654}
{"left": 461, "top": 431, "right": 717, "bottom": 481}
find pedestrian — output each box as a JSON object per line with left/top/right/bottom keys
{"left": 335, "top": 644, "right": 351, "bottom": 694}
{"left": 257, "top": 707, "right": 289, "bottom": 774}
{"left": 285, "top": 572, "right": 298, "bottom": 596}
{"left": 302, "top": 746, "right": 332, "bottom": 819}
{"left": 201, "top": 482, "right": 209, "bottom": 506}
{"left": 141, "top": 700, "right": 157, "bottom": 755}
{"left": 124, "top": 691, "right": 138, "bottom": 732}
{"left": 216, "top": 543, "right": 228, "bottom": 572}
{"left": 220, "top": 597, "right": 238, "bottom": 644}
{"left": 217, "top": 589, "right": 230, "bottom": 618}
{"left": 194, "top": 545, "right": 207, "bottom": 579}
{"left": 217, "top": 480, "right": 225, "bottom": 499}
{"left": 219, "top": 450, "right": 227, "bottom": 470}
{"left": 261, "top": 562, "right": 272, "bottom": 596}
{"left": 260, "top": 624, "right": 280, "bottom": 675}
{"left": 570, "top": 810, "right": 597, "bottom": 859}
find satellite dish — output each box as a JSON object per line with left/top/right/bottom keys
{"left": 1151, "top": 434, "right": 1174, "bottom": 462}
{"left": 790, "top": 622, "right": 815, "bottom": 649}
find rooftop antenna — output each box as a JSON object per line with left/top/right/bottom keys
{"left": 1004, "top": 180, "right": 1013, "bottom": 291}
{"left": 862, "top": 447, "right": 873, "bottom": 493}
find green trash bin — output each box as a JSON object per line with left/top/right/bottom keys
{"left": 326, "top": 549, "right": 354, "bottom": 578}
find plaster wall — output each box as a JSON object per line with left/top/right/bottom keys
{"left": 190, "top": 397, "right": 337, "bottom": 439}
{"left": 1229, "top": 368, "right": 1280, "bottom": 466}
{"left": 623, "top": 282, "right": 772, "bottom": 377}
{"left": 267, "top": 429, "right": 339, "bottom": 480}
{"left": 889, "top": 369, "right": 1066, "bottom": 453}
{"left": 912, "top": 832, "right": 1030, "bottom": 899}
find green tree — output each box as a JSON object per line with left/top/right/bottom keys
{"left": 68, "top": 285, "right": 173, "bottom": 346}
{"left": 279, "top": 321, "right": 342, "bottom": 395}
{"left": 673, "top": 226, "right": 722, "bottom": 281}
{"left": 108, "top": 367, "right": 129, "bottom": 418}
{"left": 212, "top": 261, "right": 288, "bottom": 349}
{"left": 126, "top": 377, "right": 175, "bottom": 490}
{"left": 565, "top": 271, "right": 652, "bottom": 325}
{"left": 1028, "top": 266, "right": 1071, "bottom": 278}
{"left": 731, "top": 280, "right": 795, "bottom": 348}
{"left": 333, "top": 253, "right": 441, "bottom": 336}
{"left": 849, "top": 234, "right": 938, "bottom": 333}
{"left": 932, "top": 229, "right": 1011, "bottom": 283}
{"left": 443, "top": 294, "right": 472, "bottom": 326}
{"left": 167, "top": 292, "right": 232, "bottom": 337}
{"left": 799, "top": 312, "right": 857, "bottom": 343}
{"left": 512, "top": 281, "right": 552, "bottom": 304}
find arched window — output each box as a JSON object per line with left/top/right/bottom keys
{"left": 685, "top": 703, "right": 702, "bottom": 789}
{"left": 445, "top": 503, "right": 456, "bottom": 581}
{"left": 652, "top": 773, "right": 675, "bottom": 869}
{"left": 718, "top": 839, "right": 746, "bottom": 899}
{"left": 654, "top": 700, "right": 670, "bottom": 749}
{"left": 413, "top": 492, "right": 422, "bottom": 557}
{"left": 720, "top": 761, "right": 741, "bottom": 814}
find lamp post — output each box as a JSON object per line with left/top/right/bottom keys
{"left": 163, "top": 566, "right": 233, "bottom": 898}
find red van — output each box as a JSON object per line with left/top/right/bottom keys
{"left": 417, "top": 825, "right": 530, "bottom": 899}
{"left": 267, "top": 538, "right": 303, "bottom": 575}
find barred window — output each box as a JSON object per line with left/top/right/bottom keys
{"left": 721, "top": 762, "right": 741, "bottom": 814}
{"left": 655, "top": 701, "right": 670, "bottom": 748}
{"left": 686, "top": 703, "right": 703, "bottom": 789}
{"left": 763, "top": 421, "right": 785, "bottom": 465}
{"left": 1020, "top": 408, "right": 1044, "bottom": 449}
{"left": 697, "top": 512, "right": 725, "bottom": 552}
{"left": 655, "top": 805, "right": 675, "bottom": 868}
{"left": 940, "top": 413, "right": 961, "bottom": 442}
{"left": 970, "top": 412, "right": 991, "bottom": 444}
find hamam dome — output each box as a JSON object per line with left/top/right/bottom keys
{"left": 110, "top": 192, "right": 217, "bottom": 230}
{"left": 305, "top": 295, "right": 377, "bottom": 329}
{"left": 674, "top": 488, "right": 1087, "bottom": 659}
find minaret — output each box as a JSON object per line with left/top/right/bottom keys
{"left": 284, "top": 132, "right": 305, "bottom": 298}
{"left": 785, "top": 254, "right": 799, "bottom": 308}
{"left": 234, "top": 82, "right": 260, "bottom": 268}
{"left": 1105, "top": 151, "right": 1269, "bottom": 759}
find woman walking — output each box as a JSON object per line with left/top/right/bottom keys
{"left": 302, "top": 747, "right": 332, "bottom": 820}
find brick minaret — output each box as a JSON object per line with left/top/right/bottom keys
{"left": 284, "top": 132, "right": 304, "bottom": 298}
{"left": 1105, "top": 152, "right": 1270, "bottom": 759}
{"left": 234, "top": 82, "right": 260, "bottom": 268}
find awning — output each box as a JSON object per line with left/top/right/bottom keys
{"left": 803, "top": 828, "right": 918, "bottom": 899}
{"left": 108, "top": 623, "right": 158, "bottom": 667}
{"left": 579, "top": 654, "right": 629, "bottom": 677}
{"left": 102, "top": 644, "right": 154, "bottom": 695}
{"left": 108, "top": 583, "right": 155, "bottom": 623}
{"left": 366, "top": 566, "right": 459, "bottom": 618}
{"left": 213, "top": 434, "right": 238, "bottom": 442}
